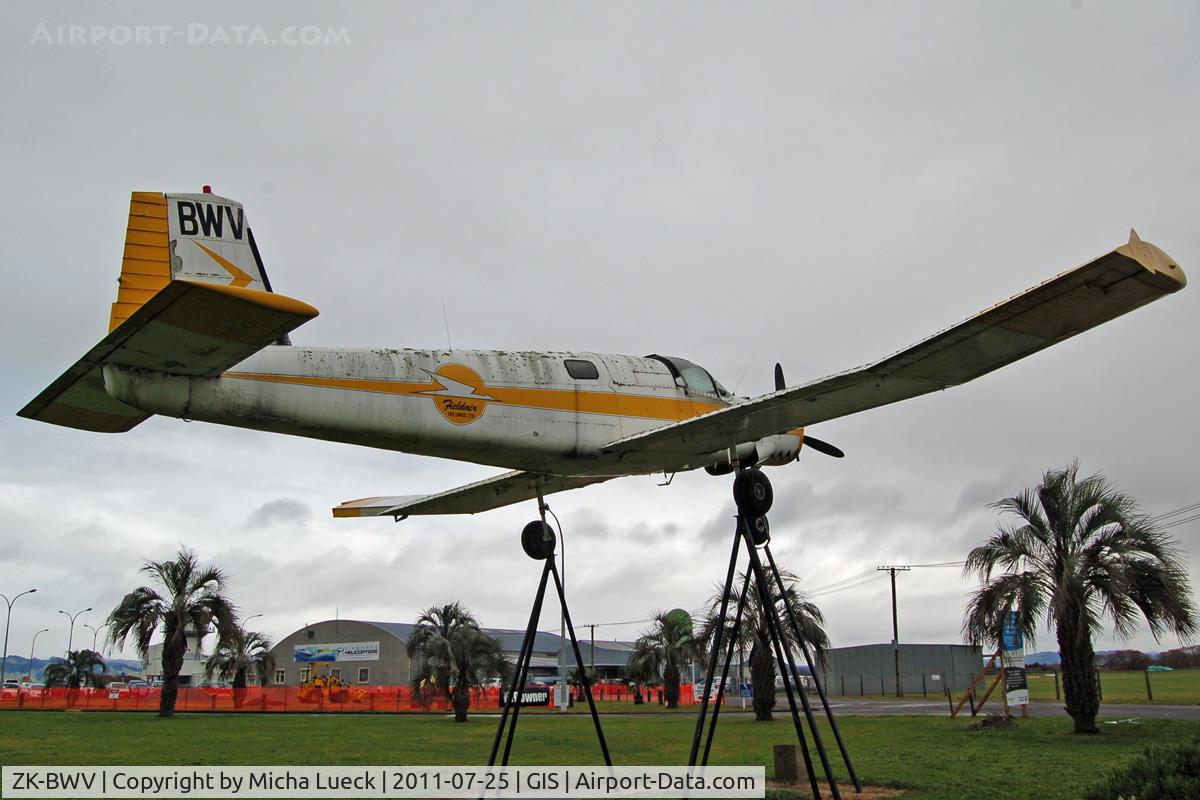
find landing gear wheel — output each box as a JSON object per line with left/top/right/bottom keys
{"left": 733, "top": 468, "right": 773, "bottom": 516}
{"left": 746, "top": 515, "right": 770, "bottom": 546}
{"left": 521, "top": 520, "right": 557, "bottom": 560}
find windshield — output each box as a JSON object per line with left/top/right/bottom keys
{"left": 645, "top": 355, "right": 730, "bottom": 398}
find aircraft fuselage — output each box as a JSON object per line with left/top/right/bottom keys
{"left": 102, "top": 347, "right": 803, "bottom": 477}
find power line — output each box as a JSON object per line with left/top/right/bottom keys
{"left": 1154, "top": 501, "right": 1200, "bottom": 521}
{"left": 809, "top": 573, "right": 887, "bottom": 598}
{"left": 1161, "top": 512, "right": 1200, "bottom": 530}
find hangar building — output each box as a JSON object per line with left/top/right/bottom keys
{"left": 268, "top": 619, "right": 636, "bottom": 686}
{"left": 814, "top": 642, "right": 984, "bottom": 696}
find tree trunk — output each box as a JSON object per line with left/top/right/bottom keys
{"left": 1056, "top": 610, "right": 1099, "bottom": 734}
{"left": 664, "top": 664, "right": 681, "bottom": 709}
{"left": 232, "top": 667, "right": 247, "bottom": 710}
{"left": 750, "top": 640, "right": 776, "bottom": 721}
{"left": 158, "top": 622, "right": 186, "bottom": 718}
{"left": 452, "top": 685, "right": 471, "bottom": 722}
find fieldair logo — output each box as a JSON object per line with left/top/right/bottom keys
{"left": 417, "top": 364, "right": 493, "bottom": 425}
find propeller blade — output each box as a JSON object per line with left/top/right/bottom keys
{"left": 774, "top": 362, "right": 785, "bottom": 392}
{"left": 803, "top": 435, "right": 845, "bottom": 459}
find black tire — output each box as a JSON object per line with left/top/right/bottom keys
{"left": 521, "top": 520, "right": 556, "bottom": 560}
{"left": 733, "top": 469, "right": 773, "bottom": 516}
{"left": 746, "top": 515, "right": 770, "bottom": 546}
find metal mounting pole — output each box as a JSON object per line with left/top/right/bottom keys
{"left": 766, "top": 544, "right": 861, "bottom": 792}
{"left": 490, "top": 559, "right": 551, "bottom": 767}
{"left": 688, "top": 521, "right": 743, "bottom": 767}
{"left": 741, "top": 520, "right": 834, "bottom": 800}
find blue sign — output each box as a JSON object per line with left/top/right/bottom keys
{"left": 739, "top": 683, "right": 753, "bottom": 698}
{"left": 1002, "top": 611, "right": 1023, "bottom": 651}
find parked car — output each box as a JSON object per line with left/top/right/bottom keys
{"left": 127, "top": 679, "right": 152, "bottom": 696}
{"left": 105, "top": 681, "right": 128, "bottom": 697}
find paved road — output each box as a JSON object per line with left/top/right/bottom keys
{"left": 814, "top": 697, "right": 1200, "bottom": 720}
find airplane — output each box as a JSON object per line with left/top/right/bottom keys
{"left": 19, "top": 188, "right": 1187, "bottom": 522}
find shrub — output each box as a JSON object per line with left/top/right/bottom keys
{"left": 1084, "top": 738, "right": 1200, "bottom": 800}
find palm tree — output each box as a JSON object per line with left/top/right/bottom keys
{"left": 406, "top": 602, "right": 510, "bottom": 722}
{"left": 702, "top": 569, "right": 828, "bottom": 721}
{"left": 205, "top": 625, "right": 274, "bottom": 709}
{"left": 963, "top": 464, "right": 1198, "bottom": 734}
{"left": 630, "top": 611, "right": 702, "bottom": 709}
{"left": 624, "top": 649, "right": 657, "bottom": 704}
{"left": 106, "top": 548, "right": 237, "bottom": 717}
{"left": 43, "top": 649, "right": 106, "bottom": 690}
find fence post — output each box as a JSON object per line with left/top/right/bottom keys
{"left": 881, "top": 675, "right": 886, "bottom": 696}
{"left": 922, "top": 674, "right": 927, "bottom": 698}
{"left": 1096, "top": 672, "right": 1103, "bottom": 702}
{"left": 1053, "top": 671, "right": 1060, "bottom": 700}
{"left": 1144, "top": 669, "right": 1153, "bottom": 702}
{"left": 859, "top": 675, "right": 864, "bottom": 696}
{"left": 840, "top": 675, "right": 845, "bottom": 696}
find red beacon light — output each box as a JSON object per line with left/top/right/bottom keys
{"left": 202, "top": 185, "right": 212, "bottom": 194}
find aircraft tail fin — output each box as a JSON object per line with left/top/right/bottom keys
{"left": 19, "top": 190, "right": 318, "bottom": 433}
{"left": 109, "top": 189, "right": 278, "bottom": 331}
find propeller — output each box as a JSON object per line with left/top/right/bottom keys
{"left": 774, "top": 362, "right": 845, "bottom": 459}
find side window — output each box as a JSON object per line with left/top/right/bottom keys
{"left": 330, "top": 668, "right": 341, "bottom": 680}
{"left": 274, "top": 669, "right": 286, "bottom": 685}
{"left": 564, "top": 359, "right": 599, "bottom": 380}
{"left": 358, "top": 667, "right": 370, "bottom": 684}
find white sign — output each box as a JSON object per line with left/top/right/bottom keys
{"left": 293, "top": 641, "right": 380, "bottom": 663}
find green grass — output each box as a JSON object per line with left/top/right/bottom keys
{"left": 2, "top": 710, "right": 1198, "bottom": 799}
{"left": 1025, "top": 669, "right": 1200, "bottom": 705}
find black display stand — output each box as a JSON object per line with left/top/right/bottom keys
{"left": 487, "top": 512, "right": 612, "bottom": 767}
{"left": 688, "top": 469, "right": 861, "bottom": 799}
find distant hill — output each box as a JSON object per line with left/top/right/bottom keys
{"left": 2, "top": 656, "right": 145, "bottom": 682}
{"left": 1009, "top": 650, "right": 1160, "bottom": 667}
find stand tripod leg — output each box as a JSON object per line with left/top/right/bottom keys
{"left": 701, "top": 567, "right": 753, "bottom": 766}
{"left": 493, "top": 559, "right": 552, "bottom": 767}
{"left": 764, "top": 544, "right": 861, "bottom": 793}
{"left": 549, "top": 560, "right": 612, "bottom": 767}
{"left": 740, "top": 520, "right": 826, "bottom": 800}
{"left": 688, "top": 522, "right": 743, "bottom": 767}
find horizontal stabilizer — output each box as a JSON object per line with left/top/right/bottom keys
{"left": 334, "top": 470, "right": 612, "bottom": 518}
{"left": 19, "top": 281, "right": 318, "bottom": 432}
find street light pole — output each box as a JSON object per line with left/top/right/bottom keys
{"left": 58, "top": 607, "right": 92, "bottom": 657}
{"left": 29, "top": 628, "right": 49, "bottom": 683}
{"left": 2, "top": 588, "right": 38, "bottom": 683}
{"left": 82, "top": 623, "right": 101, "bottom": 654}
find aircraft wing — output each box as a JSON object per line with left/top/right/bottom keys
{"left": 333, "top": 470, "right": 613, "bottom": 518}
{"left": 601, "top": 230, "right": 1185, "bottom": 466}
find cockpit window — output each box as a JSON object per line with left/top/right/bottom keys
{"left": 645, "top": 354, "right": 731, "bottom": 398}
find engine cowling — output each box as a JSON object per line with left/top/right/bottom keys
{"left": 703, "top": 433, "right": 802, "bottom": 474}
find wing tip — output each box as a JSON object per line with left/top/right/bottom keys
{"left": 1119, "top": 229, "right": 1186, "bottom": 291}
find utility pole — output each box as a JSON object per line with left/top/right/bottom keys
{"left": 876, "top": 566, "right": 910, "bottom": 697}
{"left": 587, "top": 624, "right": 596, "bottom": 675}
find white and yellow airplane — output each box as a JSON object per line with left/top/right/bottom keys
{"left": 19, "top": 189, "right": 1186, "bottom": 519}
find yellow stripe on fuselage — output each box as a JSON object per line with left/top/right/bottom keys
{"left": 222, "top": 371, "right": 724, "bottom": 423}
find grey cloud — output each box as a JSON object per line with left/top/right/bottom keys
{"left": 247, "top": 498, "right": 311, "bottom": 529}
{"left": 3, "top": 2, "right": 1198, "bottom": 658}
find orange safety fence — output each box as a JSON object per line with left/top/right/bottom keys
{"left": 0, "top": 683, "right": 698, "bottom": 713}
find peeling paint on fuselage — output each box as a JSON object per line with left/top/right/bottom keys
{"left": 163, "top": 346, "right": 727, "bottom": 476}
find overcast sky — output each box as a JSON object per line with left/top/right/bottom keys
{"left": 2, "top": 1, "right": 1198, "bottom": 670}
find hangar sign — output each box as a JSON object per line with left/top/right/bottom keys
{"left": 293, "top": 641, "right": 380, "bottom": 663}
{"left": 1002, "top": 611, "right": 1028, "bottom": 707}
